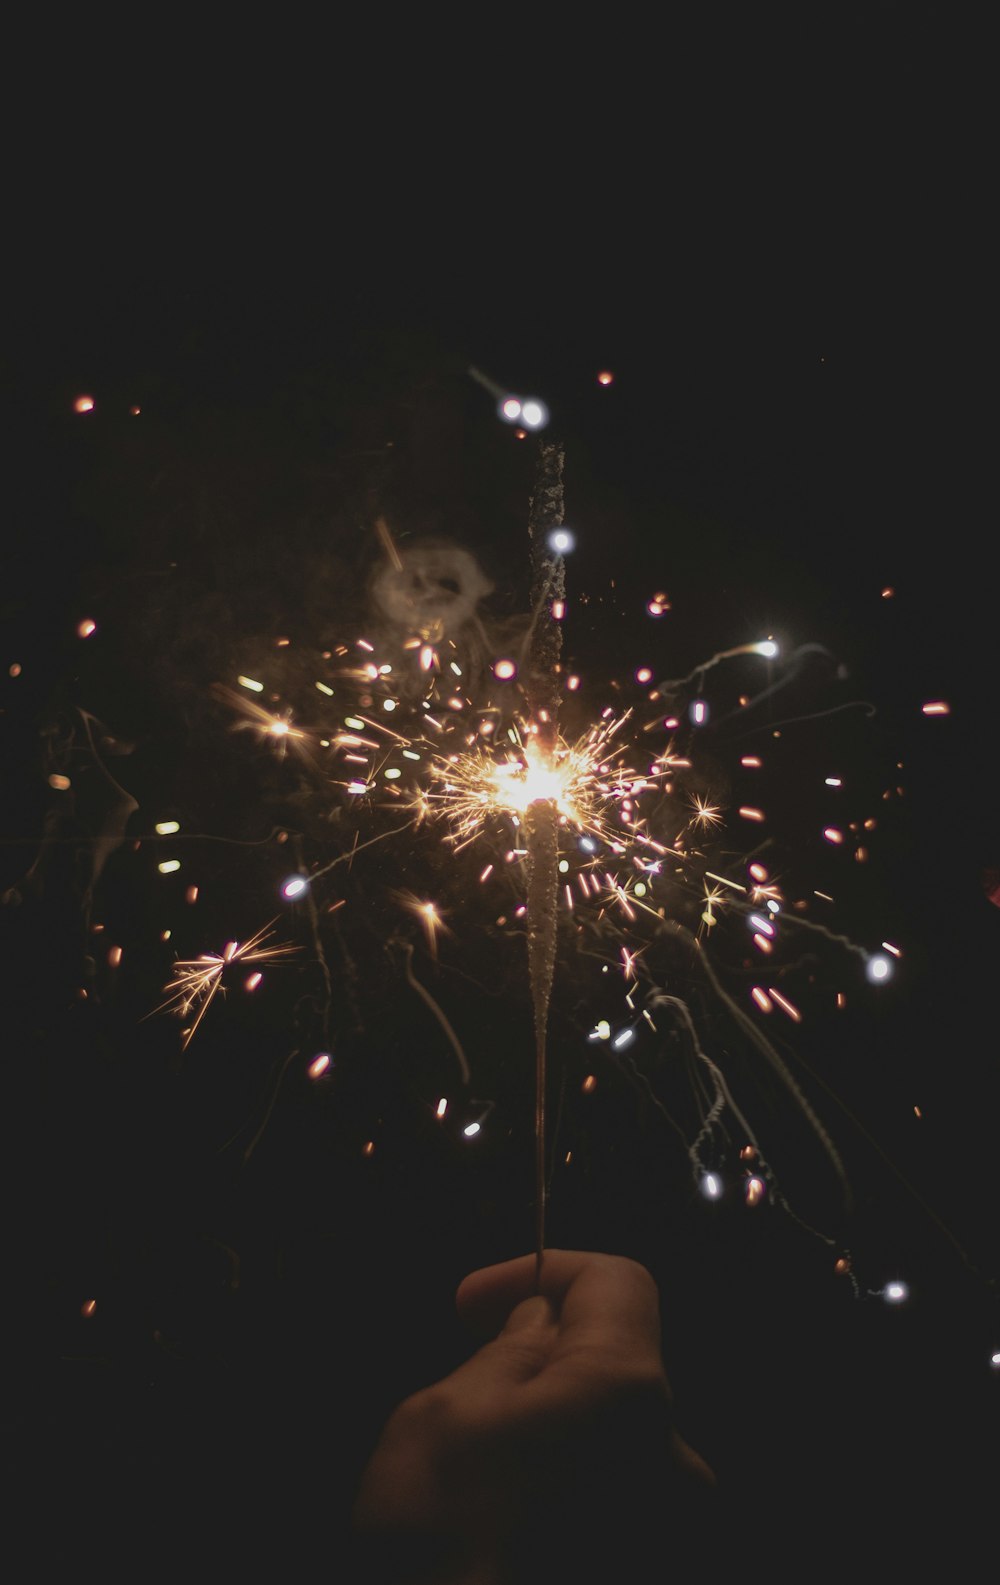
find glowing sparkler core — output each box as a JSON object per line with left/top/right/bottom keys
{"left": 500, "top": 739, "right": 567, "bottom": 811}
{"left": 424, "top": 714, "right": 660, "bottom": 855}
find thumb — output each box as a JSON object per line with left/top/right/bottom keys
{"left": 500, "top": 1294, "right": 556, "bottom": 1336}
{"left": 446, "top": 1294, "right": 557, "bottom": 1393}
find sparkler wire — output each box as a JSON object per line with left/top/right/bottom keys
{"left": 524, "top": 440, "right": 566, "bottom": 1293}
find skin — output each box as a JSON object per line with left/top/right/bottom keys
{"left": 352, "top": 1250, "right": 716, "bottom": 1583}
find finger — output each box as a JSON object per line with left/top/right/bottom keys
{"left": 450, "top": 1260, "right": 678, "bottom": 1455}
{"left": 456, "top": 1249, "right": 660, "bottom": 1337}
{"left": 672, "top": 1433, "right": 717, "bottom": 1490}
{"left": 429, "top": 1293, "right": 559, "bottom": 1399}
{"left": 455, "top": 1250, "right": 594, "bottom": 1339}
{"left": 456, "top": 1250, "right": 663, "bottom": 1366}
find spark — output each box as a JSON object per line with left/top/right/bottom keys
{"left": 689, "top": 794, "right": 724, "bottom": 830}
{"left": 153, "top": 922, "right": 299, "bottom": 1049}
{"left": 212, "top": 684, "right": 309, "bottom": 758}
{"left": 770, "top": 989, "right": 802, "bottom": 1023}
{"left": 620, "top": 945, "right": 643, "bottom": 980}
{"left": 882, "top": 1280, "right": 909, "bottom": 1304}
{"left": 395, "top": 893, "right": 449, "bottom": 957}
{"left": 866, "top": 954, "right": 893, "bottom": 983}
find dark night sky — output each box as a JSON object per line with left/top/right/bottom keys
{"left": 4, "top": 7, "right": 998, "bottom": 1576}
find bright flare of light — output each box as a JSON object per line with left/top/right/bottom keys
{"left": 700, "top": 1172, "right": 723, "bottom": 1200}
{"left": 866, "top": 954, "right": 893, "bottom": 983}
{"left": 520, "top": 398, "right": 549, "bottom": 429}
{"left": 883, "top": 1280, "right": 909, "bottom": 1304}
{"left": 282, "top": 874, "right": 310, "bottom": 899}
{"left": 421, "top": 715, "right": 660, "bottom": 857}
{"left": 548, "top": 528, "right": 574, "bottom": 554}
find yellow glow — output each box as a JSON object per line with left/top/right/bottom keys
{"left": 420, "top": 712, "right": 663, "bottom": 856}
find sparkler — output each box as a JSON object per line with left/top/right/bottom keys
{"left": 190, "top": 511, "right": 889, "bottom": 1250}
{"left": 5, "top": 354, "right": 991, "bottom": 1472}
{"left": 23, "top": 409, "right": 985, "bottom": 1378}
{"left": 523, "top": 439, "right": 568, "bottom": 1292}
{"left": 137, "top": 419, "right": 922, "bottom": 1308}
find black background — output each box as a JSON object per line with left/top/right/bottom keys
{"left": 4, "top": 6, "right": 998, "bottom": 1577}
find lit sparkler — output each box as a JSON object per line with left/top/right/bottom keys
{"left": 521, "top": 440, "right": 569, "bottom": 1290}
{"left": 178, "top": 439, "right": 909, "bottom": 1296}
{"left": 7, "top": 359, "right": 992, "bottom": 1372}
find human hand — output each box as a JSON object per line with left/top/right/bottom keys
{"left": 352, "top": 1249, "right": 715, "bottom": 1583}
